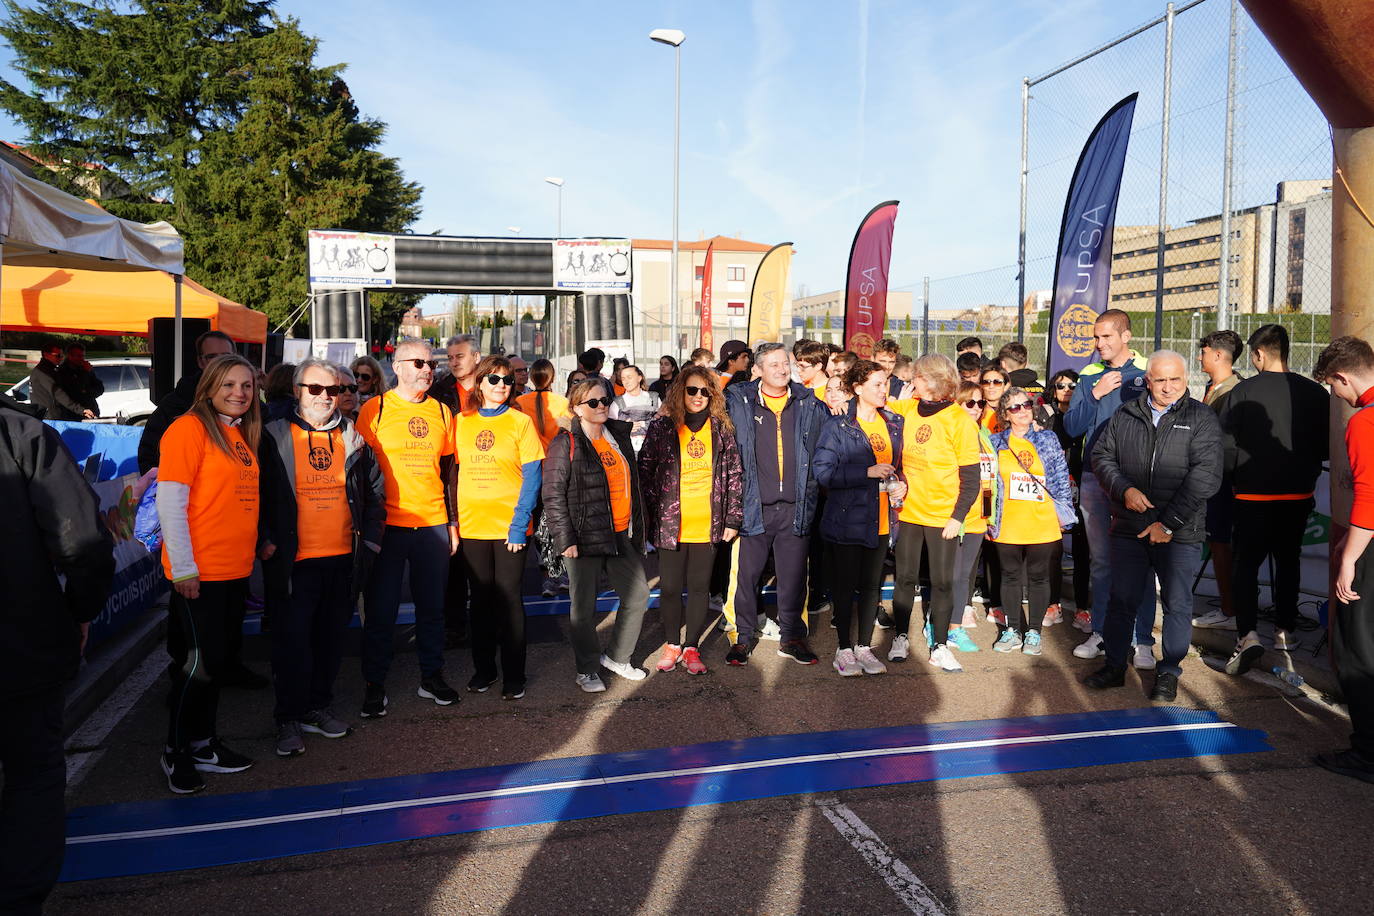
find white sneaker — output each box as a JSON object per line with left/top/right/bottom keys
{"left": 576, "top": 673, "right": 605, "bottom": 693}
{"left": 759, "top": 618, "right": 782, "bottom": 641}
{"left": 1226, "top": 631, "right": 1264, "bottom": 675}
{"left": 1273, "top": 629, "right": 1300, "bottom": 651}
{"left": 1133, "top": 644, "right": 1157, "bottom": 670}
{"left": 854, "top": 645, "right": 888, "bottom": 675}
{"left": 929, "top": 643, "right": 963, "bottom": 673}
{"left": 833, "top": 648, "right": 862, "bottom": 677}
{"left": 888, "top": 633, "right": 910, "bottom": 663}
{"left": 1041, "top": 604, "right": 1063, "bottom": 627}
{"left": 1072, "top": 610, "right": 1093, "bottom": 633}
{"left": 1192, "top": 609, "right": 1237, "bottom": 631}
{"left": 600, "top": 654, "right": 646, "bottom": 681}
{"left": 960, "top": 605, "right": 979, "bottom": 629}
{"left": 1073, "top": 633, "right": 1105, "bottom": 659}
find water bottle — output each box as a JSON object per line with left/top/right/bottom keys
{"left": 1271, "top": 666, "right": 1304, "bottom": 689}
{"left": 880, "top": 475, "right": 904, "bottom": 510}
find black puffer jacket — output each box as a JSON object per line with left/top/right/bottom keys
{"left": 542, "top": 417, "right": 645, "bottom": 557}
{"left": 1089, "top": 393, "right": 1222, "bottom": 543}
{"left": 0, "top": 402, "right": 115, "bottom": 698}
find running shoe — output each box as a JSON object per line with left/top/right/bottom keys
{"left": 777, "top": 639, "right": 819, "bottom": 665}
{"left": 601, "top": 654, "right": 647, "bottom": 681}
{"left": 1072, "top": 610, "right": 1093, "bottom": 633}
{"left": 929, "top": 643, "right": 964, "bottom": 673}
{"left": 161, "top": 750, "right": 205, "bottom": 794}
{"left": 887, "top": 633, "right": 910, "bottom": 663}
{"left": 726, "top": 643, "right": 752, "bottom": 666}
{"left": 301, "top": 707, "right": 350, "bottom": 738}
{"left": 1021, "top": 630, "right": 1043, "bottom": 656}
{"left": 853, "top": 645, "right": 887, "bottom": 675}
{"left": 833, "top": 648, "right": 862, "bottom": 677}
{"left": 190, "top": 738, "right": 254, "bottom": 774}
{"left": 1192, "top": 609, "right": 1237, "bottom": 630}
{"left": 960, "top": 605, "right": 979, "bottom": 629}
{"left": 759, "top": 617, "right": 783, "bottom": 641}
{"left": 577, "top": 673, "right": 606, "bottom": 693}
{"left": 922, "top": 622, "right": 934, "bottom": 647}
{"left": 361, "top": 682, "right": 388, "bottom": 718}
{"left": 947, "top": 627, "right": 980, "bottom": 653}
{"left": 418, "top": 675, "right": 460, "bottom": 706}
{"left": 1225, "top": 631, "right": 1264, "bottom": 676}
{"left": 682, "top": 647, "right": 707, "bottom": 675}
{"left": 657, "top": 644, "right": 683, "bottom": 672}
{"left": 986, "top": 606, "right": 1007, "bottom": 627}
{"left": 1133, "top": 644, "right": 1157, "bottom": 670}
{"left": 993, "top": 630, "right": 1023, "bottom": 653}
{"left": 1072, "top": 633, "right": 1105, "bottom": 659}
{"left": 1041, "top": 604, "right": 1062, "bottom": 627}
{"left": 275, "top": 721, "right": 306, "bottom": 757}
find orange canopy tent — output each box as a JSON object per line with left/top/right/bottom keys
{"left": 0, "top": 265, "right": 267, "bottom": 343}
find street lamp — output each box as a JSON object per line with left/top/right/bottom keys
{"left": 649, "top": 28, "right": 684, "bottom": 358}
{"left": 507, "top": 226, "right": 522, "bottom": 235}
{"left": 544, "top": 177, "right": 564, "bottom": 237}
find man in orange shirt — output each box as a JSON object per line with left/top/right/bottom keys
{"left": 258, "top": 358, "right": 386, "bottom": 757}
{"left": 356, "top": 340, "right": 460, "bottom": 718}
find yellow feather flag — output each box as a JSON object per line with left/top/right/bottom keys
{"left": 746, "top": 242, "right": 792, "bottom": 345}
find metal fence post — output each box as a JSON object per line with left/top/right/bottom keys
{"left": 1217, "top": 0, "right": 1239, "bottom": 330}
{"left": 922, "top": 276, "right": 931, "bottom": 355}
{"left": 1017, "top": 76, "right": 1030, "bottom": 343}
{"left": 1154, "top": 1, "right": 1176, "bottom": 352}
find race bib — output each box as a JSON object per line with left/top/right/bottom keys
{"left": 1009, "top": 471, "right": 1044, "bottom": 502}
{"left": 979, "top": 452, "right": 995, "bottom": 481}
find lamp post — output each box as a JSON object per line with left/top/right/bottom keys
{"left": 544, "top": 177, "right": 564, "bottom": 237}
{"left": 650, "top": 28, "right": 684, "bottom": 358}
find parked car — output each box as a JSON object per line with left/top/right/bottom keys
{"left": 5, "top": 357, "right": 155, "bottom": 424}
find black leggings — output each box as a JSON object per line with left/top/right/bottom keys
{"left": 894, "top": 522, "right": 958, "bottom": 644}
{"left": 995, "top": 541, "right": 1057, "bottom": 634}
{"left": 167, "top": 578, "right": 248, "bottom": 750}
{"left": 827, "top": 541, "right": 887, "bottom": 649}
{"left": 658, "top": 541, "right": 716, "bottom": 648}
{"left": 462, "top": 538, "right": 527, "bottom": 686}
{"left": 952, "top": 532, "right": 985, "bottom": 618}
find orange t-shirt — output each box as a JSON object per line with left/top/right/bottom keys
{"left": 890, "top": 400, "right": 980, "bottom": 528}
{"left": 452, "top": 408, "right": 545, "bottom": 540}
{"left": 981, "top": 408, "right": 1002, "bottom": 434}
{"left": 678, "top": 423, "right": 713, "bottom": 543}
{"left": 291, "top": 424, "right": 352, "bottom": 560}
{"left": 994, "top": 434, "right": 1060, "bottom": 545}
{"left": 356, "top": 391, "right": 454, "bottom": 528}
{"left": 591, "top": 434, "right": 632, "bottom": 532}
{"left": 856, "top": 413, "right": 892, "bottom": 537}
{"left": 158, "top": 415, "right": 259, "bottom": 582}
{"left": 514, "top": 390, "right": 570, "bottom": 450}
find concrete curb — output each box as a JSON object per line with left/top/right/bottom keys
{"left": 65, "top": 602, "right": 166, "bottom": 739}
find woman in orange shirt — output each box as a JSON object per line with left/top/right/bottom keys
{"left": 979, "top": 366, "right": 1009, "bottom": 434}
{"left": 514, "top": 358, "right": 570, "bottom": 451}
{"left": 155, "top": 354, "right": 262, "bottom": 794}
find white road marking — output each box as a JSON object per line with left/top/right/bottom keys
{"left": 819, "top": 799, "right": 948, "bottom": 915}
{"left": 68, "top": 720, "right": 1234, "bottom": 845}
{"left": 66, "top": 652, "right": 168, "bottom": 789}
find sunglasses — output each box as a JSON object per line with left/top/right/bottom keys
{"left": 683, "top": 385, "right": 711, "bottom": 397}
{"left": 401, "top": 358, "right": 437, "bottom": 370}
{"left": 298, "top": 383, "right": 343, "bottom": 396}
{"left": 1054, "top": 382, "right": 1076, "bottom": 391}
{"left": 355, "top": 372, "right": 374, "bottom": 381}
{"left": 962, "top": 399, "right": 987, "bottom": 409}
{"left": 582, "top": 396, "right": 613, "bottom": 409}
{"left": 485, "top": 373, "right": 516, "bottom": 386}
{"left": 981, "top": 378, "right": 1006, "bottom": 386}
{"left": 1006, "top": 401, "right": 1033, "bottom": 413}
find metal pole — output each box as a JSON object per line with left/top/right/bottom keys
{"left": 173, "top": 273, "right": 184, "bottom": 385}
{"left": 1217, "top": 0, "right": 1238, "bottom": 329}
{"left": 669, "top": 44, "right": 681, "bottom": 360}
{"left": 1017, "top": 77, "right": 1029, "bottom": 342}
{"left": 557, "top": 187, "right": 563, "bottom": 238}
{"left": 1153, "top": 2, "right": 1175, "bottom": 352}
{"left": 922, "top": 276, "right": 930, "bottom": 355}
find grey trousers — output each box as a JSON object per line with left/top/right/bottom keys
{"left": 566, "top": 529, "right": 650, "bottom": 675}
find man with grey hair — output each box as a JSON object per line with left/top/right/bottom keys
{"left": 1084, "top": 350, "right": 1222, "bottom": 701}
{"left": 433, "top": 334, "right": 481, "bottom": 412}
{"left": 258, "top": 358, "right": 386, "bottom": 756}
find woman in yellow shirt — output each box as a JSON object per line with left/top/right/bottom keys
{"left": 514, "top": 359, "right": 570, "bottom": 452}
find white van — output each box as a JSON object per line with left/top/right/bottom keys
{"left": 5, "top": 357, "right": 155, "bottom": 424}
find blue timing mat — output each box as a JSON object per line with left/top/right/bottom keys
{"left": 62, "top": 706, "right": 1267, "bottom": 882}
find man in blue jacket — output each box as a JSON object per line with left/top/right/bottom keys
{"left": 722, "top": 342, "right": 828, "bottom": 666}
{"left": 1062, "top": 309, "right": 1158, "bottom": 666}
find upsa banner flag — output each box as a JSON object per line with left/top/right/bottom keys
{"left": 747, "top": 242, "right": 793, "bottom": 345}
{"left": 844, "top": 200, "right": 899, "bottom": 359}
{"left": 699, "top": 242, "right": 714, "bottom": 353}
{"left": 1046, "top": 93, "right": 1138, "bottom": 378}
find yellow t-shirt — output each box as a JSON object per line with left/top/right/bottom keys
{"left": 856, "top": 413, "right": 892, "bottom": 537}
{"left": 356, "top": 391, "right": 455, "bottom": 528}
{"left": 890, "top": 400, "right": 980, "bottom": 528}
{"left": 158, "top": 415, "right": 259, "bottom": 582}
{"left": 762, "top": 390, "right": 789, "bottom": 485}
{"left": 452, "top": 409, "right": 545, "bottom": 540}
{"left": 591, "top": 434, "right": 632, "bottom": 532}
{"left": 994, "top": 434, "right": 1060, "bottom": 545}
{"left": 291, "top": 424, "right": 352, "bottom": 560}
{"left": 810, "top": 377, "right": 828, "bottom": 402}
{"left": 678, "top": 423, "right": 713, "bottom": 543}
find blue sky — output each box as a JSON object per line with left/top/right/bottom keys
{"left": 0, "top": 0, "right": 1318, "bottom": 312}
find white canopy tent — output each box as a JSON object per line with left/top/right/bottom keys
{"left": 0, "top": 158, "right": 194, "bottom": 378}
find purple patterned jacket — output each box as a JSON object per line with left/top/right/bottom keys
{"left": 637, "top": 414, "right": 744, "bottom": 550}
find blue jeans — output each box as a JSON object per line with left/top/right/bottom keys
{"left": 1080, "top": 472, "right": 1156, "bottom": 645}
{"left": 363, "top": 524, "right": 450, "bottom": 684}
{"left": 1103, "top": 536, "right": 1201, "bottom": 677}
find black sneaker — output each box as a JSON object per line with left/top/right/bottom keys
{"left": 467, "top": 673, "right": 498, "bottom": 693}
{"left": 875, "top": 608, "right": 895, "bottom": 630}
{"left": 190, "top": 738, "right": 254, "bottom": 774}
{"left": 1083, "top": 664, "right": 1127, "bottom": 690}
{"left": 418, "top": 675, "right": 459, "bottom": 706}
{"left": 161, "top": 750, "right": 205, "bottom": 794}
{"left": 221, "top": 664, "right": 271, "bottom": 690}
{"left": 502, "top": 682, "right": 526, "bottom": 701}
{"left": 361, "top": 682, "right": 388, "bottom": 718}
{"left": 777, "top": 639, "right": 819, "bottom": 665}
{"left": 726, "top": 643, "right": 752, "bottom": 666}
{"left": 1149, "top": 671, "right": 1179, "bottom": 702}
{"left": 1315, "top": 748, "right": 1374, "bottom": 784}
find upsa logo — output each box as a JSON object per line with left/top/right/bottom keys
{"left": 1017, "top": 450, "right": 1035, "bottom": 470}
{"left": 685, "top": 438, "right": 707, "bottom": 459}
{"left": 849, "top": 333, "right": 876, "bottom": 359}
{"left": 475, "top": 429, "right": 496, "bottom": 452}
{"left": 308, "top": 446, "right": 332, "bottom": 471}
{"left": 233, "top": 441, "right": 253, "bottom": 466}
{"left": 408, "top": 417, "right": 430, "bottom": 438}
{"left": 868, "top": 433, "right": 886, "bottom": 453}
{"left": 1056, "top": 303, "right": 1099, "bottom": 359}
{"left": 599, "top": 449, "right": 617, "bottom": 469}
{"left": 914, "top": 424, "right": 932, "bottom": 443}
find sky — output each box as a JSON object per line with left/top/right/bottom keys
{"left": 0, "top": 0, "right": 1318, "bottom": 314}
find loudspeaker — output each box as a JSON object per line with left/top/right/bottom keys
{"left": 149, "top": 317, "right": 211, "bottom": 404}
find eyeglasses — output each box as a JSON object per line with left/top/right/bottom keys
{"left": 355, "top": 372, "right": 374, "bottom": 381}
{"left": 581, "top": 396, "right": 613, "bottom": 409}
{"left": 683, "top": 385, "right": 711, "bottom": 397}
{"left": 981, "top": 378, "right": 1006, "bottom": 386}
{"left": 485, "top": 373, "right": 516, "bottom": 386}
{"left": 1006, "top": 401, "right": 1033, "bottom": 413}
{"left": 1054, "top": 382, "right": 1076, "bottom": 391}
{"left": 341, "top": 384, "right": 358, "bottom": 394}
{"left": 298, "top": 383, "right": 343, "bottom": 396}
{"left": 402, "top": 359, "right": 437, "bottom": 371}
{"left": 962, "top": 399, "right": 987, "bottom": 409}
